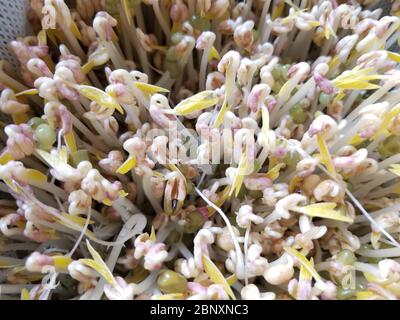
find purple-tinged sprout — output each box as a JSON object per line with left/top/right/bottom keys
{"left": 9, "top": 39, "right": 49, "bottom": 86}
{"left": 5, "top": 124, "right": 35, "bottom": 160}
{"left": 218, "top": 17, "right": 243, "bottom": 35}
{"left": 136, "top": 29, "right": 159, "bottom": 53}
{"left": 233, "top": 20, "right": 255, "bottom": 52}
{"left": 93, "top": 12, "right": 125, "bottom": 69}
{"left": 27, "top": 58, "right": 53, "bottom": 78}
{"left": 134, "top": 233, "right": 168, "bottom": 271}
{"left": 247, "top": 83, "right": 271, "bottom": 113}
{"left": 196, "top": 31, "right": 216, "bottom": 91}
{"left": 170, "top": 0, "right": 189, "bottom": 25}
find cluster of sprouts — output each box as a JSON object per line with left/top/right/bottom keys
{"left": 0, "top": 0, "right": 399, "bottom": 300}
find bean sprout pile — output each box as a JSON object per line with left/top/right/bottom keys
{"left": 0, "top": 0, "right": 400, "bottom": 300}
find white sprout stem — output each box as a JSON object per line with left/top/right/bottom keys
{"left": 258, "top": 0, "right": 271, "bottom": 31}
{"left": 128, "top": 82, "right": 149, "bottom": 108}
{"left": 125, "top": 15, "right": 151, "bottom": 78}
{"left": 274, "top": 69, "right": 306, "bottom": 110}
{"left": 0, "top": 182, "right": 10, "bottom": 194}
{"left": 0, "top": 256, "right": 23, "bottom": 265}
{"left": 1, "top": 242, "right": 39, "bottom": 252}
{"left": 21, "top": 156, "right": 48, "bottom": 173}
{"left": 117, "top": 196, "right": 142, "bottom": 214}
{"left": 273, "top": 78, "right": 315, "bottom": 123}
{"left": 116, "top": 2, "right": 134, "bottom": 56}
{"left": 165, "top": 245, "right": 179, "bottom": 261}
{"left": 299, "top": 0, "right": 308, "bottom": 8}
{"left": 152, "top": 2, "right": 170, "bottom": 39}
{"left": 358, "top": 233, "right": 371, "bottom": 244}
{"left": 156, "top": 224, "right": 174, "bottom": 243}
{"left": 345, "top": 80, "right": 397, "bottom": 124}
{"left": 118, "top": 18, "right": 133, "bottom": 62}
{"left": 186, "top": 51, "right": 197, "bottom": 90}
{"left": 113, "top": 37, "right": 125, "bottom": 59}
{"left": 103, "top": 125, "right": 121, "bottom": 148}
{"left": 0, "top": 70, "right": 26, "bottom": 92}
{"left": 31, "top": 181, "right": 68, "bottom": 201}
{"left": 199, "top": 47, "right": 212, "bottom": 92}
{"left": 89, "top": 208, "right": 109, "bottom": 225}
{"left": 321, "top": 22, "right": 339, "bottom": 56}
{"left": 123, "top": 104, "right": 142, "bottom": 128}
{"left": 214, "top": 21, "right": 222, "bottom": 51}
{"left": 263, "top": 211, "right": 281, "bottom": 225}
{"left": 0, "top": 284, "right": 35, "bottom": 295}
{"left": 331, "top": 120, "right": 364, "bottom": 152}
{"left": 39, "top": 272, "right": 59, "bottom": 300}
{"left": 384, "top": 91, "right": 400, "bottom": 106}
{"left": 244, "top": 226, "right": 250, "bottom": 286}
{"left": 23, "top": 195, "right": 123, "bottom": 247}
{"left": 0, "top": 199, "right": 15, "bottom": 206}
{"left": 350, "top": 167, "right": 377, "bottom": 185}
{"left": 68, "top": 207, "right": 92, "bottom": 257}
{"left": 132, "top": 173, "right": 144, "bottom": 204}
{"left": 70, "top": 100, "right": 87, "bottom": 116}
{"left": 89, "top": 213, "right": 146, "bottom": 300}
{"left": 353, "top": 172, "right": 396, "bottom": 198}
{"left": 357, "top": 247, "right": 400, "bottom": 258}
{"left": 142, "top": 174, "right": 163, "bottom": 214}
{"left": 134, "top": 271, "right": 159, "bottom": 295}
{"left": 104, "top": 41, "right": 125, "bottom": 69}
{"left": 177, "top": 242, "right": 194, "bottom": 260}
{"left": 378, "top": 20, "right": 400, "bottom": 47}
{"left": 59, "top": 22, "right": 85, "bottom": 60}
{"left": 291, "top": 31, "right": 314, "bottom": 62}
{"left": 377, "top": 153, "right": 400, "bottom": 171}
{"left": 195, "top": 187, "right": 245, "bottom": 279}
{"left": 87, "top": 71, "right": 104, "bottom": 90}
{"left": 0, "top": 296, "right": 17, "bottom": 301}
{"left": 0, "top": 72, "right": 42, "bottom": 105}
{"left": 70, "top": 114, "right": 107, "bottom": 151}
{"left": 220, "top": 40, "right": 235, "bottom": 56}
{"left": 232, "top": 281, "right": 244, "bottom": 294}
{"left": 79, "top": 141, "right": 107, "bottom": 158}
{"left": 173, "top": 73, "right": 184, "bottom": 98}
{"left": 29, "top": 218, "right": 81, "bottom": 237}
{"left": 367, "top": 183, "right": 400, "bottom": 199}
{"left": 343, "top": 90, "right": 360, "bottom": 115}
{"left": 156, "top": 71, "right": 173, "bottom": 88}
{"left": 345, "top": 189, "right": 400, "bottom": 249}
{"left": 386, "top": 31, "right": 400, "bottom": 50}
{"left": 134, "top": 5, "right": 146, "bottom": 32}
{"left": 188, "top": 0, "right": 195, "bottom": 15}
{"left": 159, "top": 0, "right": 170, "bottom": 28}
{"left": 88, "top": 118, "right": 117, "bottom": 148}
{"left": 366, "top": 136, "right": 384, "bottom": 154}
{"left": 242, "top": 0, "right": 253, "bottom": 19}
{"left": 261, "top": 16, "right": 273, "bottom": 44}
{"left": 274, "top": 34, "right": 288, "bottom": 57}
